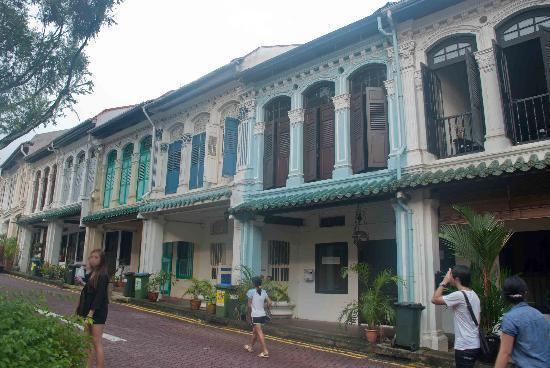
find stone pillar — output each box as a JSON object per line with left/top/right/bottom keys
{"left": 236, "top": 100, "right": 256, "bottom": 184}
{"left": 408, "top": 190, "right": 448, "bottom": 351}
{"left": 35, "top": 176, "right": 46, "bottom": 212}
{"left": 128, "top": 145, "right": 140, "bottom": 203}
{"left": 78, "top": 155, "right": 90, "bottom": 199}
{"left": 110, "top": 160, "right": 122, "bottom": 207}
{"left": 253, "top": 121, "right": 265, "bottom": 191}
{"left": 286, "top": 108, "right": 305, "bottom": 187}
{"left": 51, "top": 159, "right": 64, "bottom": 208}
{"left": 139, "top": 217, "right": 165, "bottom": 273}
{"left": 83, "top": 225, "right": 104, "bottom": 261}
{"left": 332, "top": 93, "right": 353, "bottom": 179}
{"left": 66, "top": 165, "right": 77, "bottom": 206}
{"left": 231, "top": 218, "right": 262, "bottom": 280}
{"left": 179, "top": 143, "right": 191, "bottom": 193}
{"left": 44, "top": 220, "right": 63, "bottom": 264}
{"left": 43, "top": 169, "right": 55, "bottom": 210}
{"left": 474, "top": 47, "right": 512, "bottom": 153}
{"left": 18, "top": 226, "right": 33, "bottom": 273}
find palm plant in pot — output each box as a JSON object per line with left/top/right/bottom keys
{"left": 339, "top": 263, "right": 402, "bottom": 344}
{"left": 184, "top": 278, "right": 203, "bottom": 310}
{"left": 200, "top": 280, "right": 217, "bottom": 314}
{"left": 263, "top": 279, "right": 293, "bottom": 318}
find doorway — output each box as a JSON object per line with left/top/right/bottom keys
{"left": 357, "top": 239, "right": 398, "bottom": 301}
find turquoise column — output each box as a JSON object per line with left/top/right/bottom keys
{"left": 332, "top": 93, "right": 353, "bottom": 179}
{"left": 252, "top": 121, "right": 265, "bottom": 192}
{"left": 286, "top": 108, "right": 304, "bottom": 187}
{"left": 240, "top": 220, "right": 262, "bottom": 277}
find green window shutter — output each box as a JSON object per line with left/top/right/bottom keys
{"left": 165, "top": 140, "right": 182, "bottom": 194}
{"left": 103, "top": 151, "right": 117, "bottom": 208}
{"left": 136, "top": 136, "right": 152, "bottom": 201}
{"left": 222, "top": 118, "right": 239, "bottom": 176}
{"left": 119, "top": 144, "right": 133, "bottom": 205}
{"left": 161, "top": 242, "right": 173, "bottom": 295}
{"left": 176, "top": 242, "right": 193, "bottom": 279}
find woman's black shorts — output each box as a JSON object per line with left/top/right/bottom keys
{"left": 92, "top": 305, "right": 108, "bottom": 325}
{"left": 252, "top": 316, "right": 267, "bottom": 325}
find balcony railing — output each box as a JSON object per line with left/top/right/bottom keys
{"left": 434, "top": 112, "right": 484, "bottom": 159}
{"left": 509, "top": 93, "right": 550, "bottom": 144}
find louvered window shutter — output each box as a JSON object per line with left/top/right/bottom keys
{"left": 541, "top": 27, "right": 550, "bottom": 97}
{"left": 118, "top": 144, "right": 133, "bottom": 204}
{"left": 176, "top": 242, "right": 193, "bottom": 279}
{"left": 319, "top": 103, "right": 335, "bottom": 180}
{"left": 136, "top": 136, "right": 152, "bottom": 201}
{"left": 165, "top": 140, "right": 182, "bottom": 194}
{"left": 350, "top": 82, "right": 366, "bottom": 173}
{"left": 365, "top": 87, "right": 389, "bottom": 168}
{"left": 465, "top": 50, "right": 485, "bottom": 148}
{"left": 303, "top": 108, "right": 318, "bottom": 182}
{"left": 189, "top": 133, "right": 206, "bottom": 189}
{"left": 222, "top": 118, "right": 239, "bottom": 177}
{"left": 263, "top": 121, "right": 275, "bottom": 189}
{"left": 421, "top": 63, "right": 445, "bottom": 157}
{"left": 161, "top": 243, "right": 173, "bottom": 294}
{"left": 276, "top": 114, "right": 290, "bottom": 188}
{"left": 493, "top": 41, "right": 514, "bottom": 141}
{"left": 103, "top": 152, "right": 116, "bottom": 208}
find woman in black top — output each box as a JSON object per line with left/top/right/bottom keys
{"left": 77, "top": 249, "right": 109, "bottom": 368}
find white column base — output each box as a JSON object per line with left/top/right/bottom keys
{"left": 18, "top": 227, "right": 33, "bottom": 273}
{"left": 44, "top": 221, "right": 63, "bottom": 264}
{"left": 286, "top": 173, "right": 304, "bottom": 187}
{"left": 332, "top": 165, "right": 352, "bottom": 180}
{"left": 484, "top": 134, "right": 512, "bottom": 154}
{"left": 422, "top": 329, "right": 449, "bottom": 352}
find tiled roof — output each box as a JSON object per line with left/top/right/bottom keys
{"left": 140, "top": 188, "right": 232, "bottom": 214}
{"left": 81, "top": 204, "right": 141, "bottom": 224}
{"left": 18, "top": 203, "right": 81, "bottom": 225}
{"left": 230, "top": 153, "right": 550, "bottom": 216}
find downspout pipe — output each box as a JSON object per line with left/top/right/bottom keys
{"left": 395, "top": 192, "right": 414, "bottom": 302}
{"left": 141, "top": 104, "right": 156, "bottom": 201}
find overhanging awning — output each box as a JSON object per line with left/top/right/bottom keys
{"left": 18, "top": 203, "right": 82, "bottom": 225}
{"left": 140, "top": 188, "right": 232, "bottom": 214}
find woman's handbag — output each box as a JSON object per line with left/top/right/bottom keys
{"left": 461, "top": 291, "right": 500, "bottom": 363}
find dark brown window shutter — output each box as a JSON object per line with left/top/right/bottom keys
{"left": 493, "top": 41, "right": 514, "bottom": 141}
{"left": 366, "top": 87, "right": 388, "bottom": 168}
{"left": 465, "top": 50, "right": 485, "bottom": 148}
{"left": 276, "top": 117, "right": 290, "bottom": 187}
{"left": 421, "top": 63, "right": 445, "bottom": 157}
{"left": 319, "top": 103, "right": 335, "bottom": 180}
{"left": 263, "top": 121, "right": 275, "bottom": 189}
{"left": 350, "top": 82, "right": 366, "bottom": 173}
{"left": 303, "top": 108, "right": 318, "bottom": 182}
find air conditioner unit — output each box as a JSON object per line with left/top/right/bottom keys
{"left": 216, "top": 265, "right": 232, "bottom": 286}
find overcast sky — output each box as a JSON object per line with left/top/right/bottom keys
{"left": 0, "top": 0, "right": 388, "bottom": 164}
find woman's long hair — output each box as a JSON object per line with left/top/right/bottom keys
{"left": 88, "top": 249, "right": 108, "bottom": 289}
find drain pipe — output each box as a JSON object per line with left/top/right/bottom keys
{"left": 141, "top": 104, "right": 156, "bottom": 201}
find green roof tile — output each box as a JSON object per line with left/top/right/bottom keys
{"left": 18, "top": 203, "right": 81, "bottom": 225}
{"left": 82, "top": 204, "right": 141, "bottom": 224}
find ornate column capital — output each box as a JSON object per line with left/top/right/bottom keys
{"left": 474, "top": 48, "right": 496, "bottom": 74}
{"left": 239, "top": 99, "right": 256, "bottom": 120}
{"left": 288, "top": 108, "right": 304, "bottom": 127}
{"left": 253, "top": 121, "right": 265, "bottom": 135}
{"left": 383, "top": 79, "right": 396, "bottom": 96}
{"left": 387, "top": 40, "right": 416, "bottom": 69}
{"left": 332, "top": 93, "right": 351, "bottom": 111}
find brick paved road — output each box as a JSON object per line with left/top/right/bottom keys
{"left": 0, "top": 274, "right": 411, "bottom": 368}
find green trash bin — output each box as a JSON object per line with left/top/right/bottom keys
{"left": 64, "top": 264, "right": 79, "bottom": 285}
{"left": 393, "top": 302, "right": 425, "bottom": 351}
{"left": 134, "top": 272, "right": 150, "bottom": 299}
{"left": 124, "top": 272, "right": 136, "bottom": 297}
{"left": 216, "top": 285, "right": 240, "bottom": 319}
{"left": 31, "top": 258, "right": 42, "bottom": 277}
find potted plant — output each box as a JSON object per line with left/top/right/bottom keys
{"left": 200, "top": 280, "right": 217, "bottom": 314}
{"left": 233, "top": 265, "right": 255, "bottom": 320}
{"left": 146, "top": 273, "right": 161, "bottom": 302}
{"left": 156, "top": 270, "right": 175, "bottom": 299}
{"left": 263, "top": 279, "right": 294, "bottom": 318}
{"left": 339, "top": 263, "right": 402, "bottom": 344}
{"left": 184, "top": 278, "right": 203, "bottom": 310}
{"left": 2, "top": 237, "right": 18, "bottom": 271}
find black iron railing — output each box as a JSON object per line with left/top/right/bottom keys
{"left": 434, "top": 112, "right": 484, "bottom": 159}
{"left": 509, "top": 93, "right": 550, "bottom": 144}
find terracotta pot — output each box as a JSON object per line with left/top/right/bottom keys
{"left": 147, "top": 291, "right": 159, "bottom": 302}
{"left": 190, "top": 299, "right": 201, "bottom": 310}
{"left": 206, "top": 303, "right": 216, "bottom": 314}
{"left": 365, "top": 328, "right": 378, "bottom": 344}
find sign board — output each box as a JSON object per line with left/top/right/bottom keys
{"left": 322, "top": 256, "right": 340, "bottom": 265}
{"left": 216, "top": 290, "right": 225, "bottom": 307}
{"left": 135, "top": 278, "right": 142, "bottom": 291}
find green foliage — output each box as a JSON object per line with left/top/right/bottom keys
{"left": 0, "top": 0, "right": 123, "bottom": 148}
{"left": 263, "top": 280, "right": 290, "bottom": 303}
{"left": 40, "top": 263, "right": 65, "bottom": 280}
{"left": 198, "top": 280, "right": 216, "bottom": 305}
{"left": 148, "top": 271, "right": 175, "bottom": 293}
{"left": 0, "top": 237, "right": 18, "bottom": 267}
{"left": 440, "top": 205, "right": 512, "bottom": 332}
{"left": 339, "top": 264, "right": 403, "bottom": 328}
{"left": 0, "top": 293, "right": 89, "bottom": 368}
{"left": 183, "top": 278, "right": 203, "bottom": 299}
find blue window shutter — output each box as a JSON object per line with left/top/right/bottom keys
{"left": 189, "top": 133, "right": 206, "bottom": 189}
{"left": 165, "top": 140, "right": 182, "bottom": 194}
{"left": 222, "top": 118, "right": 239, "bottom": 176}
{"left": 136, "top": 136, "right": 152, "bottom": 201}
{"left": 103, "top": 151, "right": 117, "bottom": 208}
{"left": 119, "top": 144, "right": 133, "bottom": 205}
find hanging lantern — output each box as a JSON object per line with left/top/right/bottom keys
{"left": 352, "top": 206, "right": 369, "bottom": 246}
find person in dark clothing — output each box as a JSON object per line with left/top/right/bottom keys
{"left": 77, "top": 249, "right": 109, "bottom": 368}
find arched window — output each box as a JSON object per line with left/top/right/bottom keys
{"left": 189, "top": 132, "right": 205, "bottom": 190}
{"left": 32, "top": 171, "right": 41, "bottom": 212}
{"left": 348, "top": 64, "right": 388, "bottom": 172}
{"left": 103, "top": 151, "right": 117, "bottom": 208}
{"left": 428, "top": 36, "right": 476, "bottom": 66}
{"left": 499, "top": 8, "right": 550, "bottom": 44}
{"left": 136, "top": 136, "right": 152, "bottom": 201}
{"left": 303, "top": 81, "right": 335, "bottom": 182}
{"left": 71, "top": 152, "right": 85, "bottom": 203}
{"left": 118, "top": 144, "right": 133, "bottom": 205}
{"left": 48, "top": 165, "right": 57, "bottom": 206}
{"left": 165, "top": 140, "right": 182, "bottom": 194}
{"left": 263, "top": 96, "right": 291, "bottom": 189}
{"left": 40, "top": 167, "right": 50, "bottom": 210}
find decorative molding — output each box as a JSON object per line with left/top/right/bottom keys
{"left": 413, "top": 71, "right": 423, "bottom": 91}
{"left": 155, "top": 128, "right": 163, "bottom": 140}
{"left": 254, "top": 121, "right": 265, "bottom": 135}
{"left": 288, "top": 108, "right": 305, "bottom": 126}
{"left": 160, "top": 143, "right": 169, "bottom": 153}
{"left": 387, "top": 40, "right": 416, "bottom": 69}
{"left": 332, "top": 94, "right": 351, "bottom": 111}
{"left": 239, "top": 99, "right": 256, "bottom": 121}
{"left": 384, "top": 79, "right": 396, "bottom": 96}
{"left": 169, "top": 123, "right": 186, "bottom": 141}
{"left": 474, "top": 48, "right": 496, "bottom": 74}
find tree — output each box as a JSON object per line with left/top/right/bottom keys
{"left": 0, "top": 0, "right": 123, "bottom": 149}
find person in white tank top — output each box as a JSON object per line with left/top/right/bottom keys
{"left": 243, "top": 277, "right": 272, "bottom": 358}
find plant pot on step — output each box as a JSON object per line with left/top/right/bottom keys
{"left": 147, "top": 291, "right": 159, "bottom": 302}
{"left": 190, "top": 299, "right": 201, "bottom": 310}
{"left": 206, "top": 303, "right": 216, "bottom": 314}
{"left": 365, "top": 328, "right": 378, "bottom": 344}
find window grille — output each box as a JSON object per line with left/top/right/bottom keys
{"left": 268, "top": 240, "right": 290, "bottom": 282}
{"left": 210, "top": 242, "right": 225, "bottom": 279}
